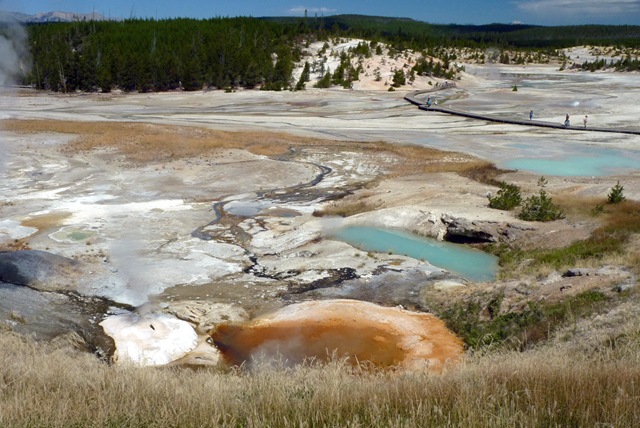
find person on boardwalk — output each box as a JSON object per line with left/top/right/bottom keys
{"left": 583, "top": 115, "right": 588, "bottom": 128}
{"left": 564, "top": 114, "right": 570, "bottom": 127}
{"left": 426, "top": 96, "right": 431, "bottom": 108}
{"left": 529, "top": 110, "right": 534, "bottom": 120}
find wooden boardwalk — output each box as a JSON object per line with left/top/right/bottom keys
{"left": 405, "top": 90, "right": 640, "bottom": 136}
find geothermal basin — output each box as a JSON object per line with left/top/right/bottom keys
{"left": 1, "top": 56, "right": 639, "bottom": 369}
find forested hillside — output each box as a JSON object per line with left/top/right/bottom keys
{"left": 20, "top": 15, "right": 640, "bottom": 93}
{"left": 26, "top": 18, "right": 300, "bottom": 92}
{"left": 266, "top": 15, "right": 640, "bottom": 48}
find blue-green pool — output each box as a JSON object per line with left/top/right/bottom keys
{"left": 334, "top": 226, "right": 498, "bottom": 282}
{"left": 505, "top": 146, "right": 640, "bottom": 177}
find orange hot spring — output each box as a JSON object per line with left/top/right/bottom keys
{"left": 209, "top": 299, "right": 463, "bottom": 372}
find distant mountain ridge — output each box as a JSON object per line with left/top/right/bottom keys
{"left": 0, "top": 10, "right": 111, "bottom": 23}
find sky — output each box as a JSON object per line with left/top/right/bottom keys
{"left": 4, "top": 0, "right": 640, "bottom": 26}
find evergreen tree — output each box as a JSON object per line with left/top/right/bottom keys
{"left": 295, "top": 61, "right": 311, "bottom": 90}
{"left": 314, "top": 69, "right": 332, "bottom": 88}
{"left": 392, "top": 69, "right": 406, "bottom": 87}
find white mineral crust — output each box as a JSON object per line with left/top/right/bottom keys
{"left": 100, "top": 313, "right": 198, "bottom": 366}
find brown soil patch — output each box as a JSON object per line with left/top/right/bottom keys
{"left": 0, "top": 239, "right": 31, "bottom": 252}
{"left": 21, "top": 212, "right": 72, "bottom": 231}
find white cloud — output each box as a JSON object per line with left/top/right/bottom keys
{"left": 287, "top": 6, "right": 338, "bottom": 16}
{"left": 516, "top": 0, "right": 640, "bottom": 15}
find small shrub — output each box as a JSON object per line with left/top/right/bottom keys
{"left": 518, "top": 177, "right": 565, "bottom": 222}
{"left": 488, "top": 182, "right": 522, "bottom": 211}
{"left": 512, "top": 85, "right": 518, "bottom": 91}
{"left": 607, "top": 181, "right": 626, "bottom": 204}
{"left": 518, "top": 190, "right": 566, "bottom": 222}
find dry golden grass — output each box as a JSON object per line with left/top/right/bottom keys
{"left": 553, "top": 193, "right": 640, "bottom": 232}
{"left": 554, "top": 193, "right": 606, "bottom": 220}
{"left": 314, "top": 199, "right": 379, "bottom": 218}
{"left": 603, "top": 200, "right": 640, "bottom": 274}
{"left": 3, "top": 119, "right": 493, "bottom": 177}
{"left": 4, "top": 119, "right": 298, "bottom": 162}
{"left": 602, "top": 200, "right": 640, "bottom": 232}
{"left": 1, "top": 331, "right": 639, "bottom": 427}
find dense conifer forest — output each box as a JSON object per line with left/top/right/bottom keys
{"left": 25, "top": 18, "right": 298, "bottom": 92}
{"left": 18, "top": 15, "right": 640, "bottom": 93}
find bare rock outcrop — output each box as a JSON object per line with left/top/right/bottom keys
{"left": 440, "top": 214, "right": 499, "bottom": 243}
{"left": 0, "top": 250, "right": 81, "bottom": 292}
{"left": 0, "top": 280, "right": 121, "bottom": 358}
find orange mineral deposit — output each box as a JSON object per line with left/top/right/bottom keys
{"left": 210, "top": 299, "right": 463, "bottom": 372}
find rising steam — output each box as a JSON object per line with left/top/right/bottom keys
{"left": 0, "top": 13, "right": 31, "bottom": 178}
{"left": 0, "top": 15, "right": 31, "bottom": 87}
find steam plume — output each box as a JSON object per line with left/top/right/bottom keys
{"left": 0, "top": 15, "right": 31, "bottom": 87}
